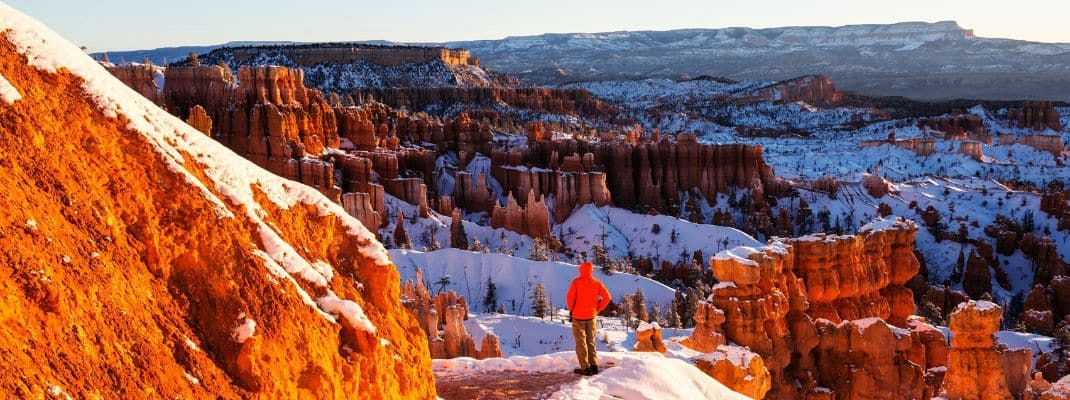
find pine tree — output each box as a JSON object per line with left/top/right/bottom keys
{"left": 667, "top": 300, "right": 683, "bottom": 329}
{"left": 483, "top": 278, "right": 498, "bottom": 313}
{"left": 619, "top": 295, "right": 634, "bottom": 325}
{"left": 633, "top": 288, "right": 648, "bottom": 323}
{"left": 496, "top": 304, "right": 505, "bottom": 314}
{"left": 593, "top": 244, "right": 611, "bottom": 275}
{"left": 683, "top": 287, "right": 702, "bottom": 328}
{"left": 531, "top": 283, "right": 549, "bottom": 318}
{"left": 530, "top": 237, "right": 550, "bottom": 261}
{"left": 648, "top": 304, "right": 662, "bottom": 325}
{"left": 187, "top": 51, "right": 200, "bottom": 66}
{"left": 100, "top": 52, "right": 110, "bottom": 64}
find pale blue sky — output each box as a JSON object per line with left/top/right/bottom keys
{"left": 8, "top": 0, "right": 1070, "bottom": 52}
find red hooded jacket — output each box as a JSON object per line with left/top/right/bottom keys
{"left": 566, "top": 262, "right": 612, "bottom": 320}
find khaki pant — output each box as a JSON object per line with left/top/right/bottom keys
{"left": 571, "top": 318, "right": 598, "bottom": 369}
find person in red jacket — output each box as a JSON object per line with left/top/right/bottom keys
{"left": 566, "top": 261, "right": 612, "bottom": 375}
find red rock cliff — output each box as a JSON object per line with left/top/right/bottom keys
{"left": 0, "top": 9, "right": 433, "bottom": 399}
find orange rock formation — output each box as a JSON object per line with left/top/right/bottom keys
{"left": 693, "top": 346, "right": 772, "bottom": 400}
{"left": 633, "top": 322, "right": 667, "bottom": 353}
{"left": 940, "top": 300, "right": 1013, "bottom": 400}
{"left": 0, "top": 14, "right": 433, "bottom": 399}
{"left": 698, "top": 218, "right": 926, "bottom": 399}
{"left": 400, "top": 271, "right": 501, "bottom": 360}
{"left": 1007, "top": 101, "right": 1063, "bottom": 131}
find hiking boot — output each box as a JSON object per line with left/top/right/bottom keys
{"left": 573, "top": 367, "right": 588, "bottom": 375}
{"left": 586, "top": 365, "right": 599, "bottom": 375}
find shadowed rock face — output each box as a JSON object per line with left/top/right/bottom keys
{"left": 0, "top": 20, "right": 434, "bottom": 399}
{"left": 400, "top": 270, "right": 501, "bottom": 360}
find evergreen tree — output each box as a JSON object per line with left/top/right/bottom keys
{"left": 593, "top": 244, "right": 611, "bottom": 275}
{"left": 817, "top": 208, "right": 832, "bottom": 232}
{"left": 530, "top": 237, "right": 550, "bottom": 261}
{"left": 496, "top": 304, "right": 505, "bottom": 314}
{"left": 619, "top": 295, "right": 634, "bottom": 325}
{"left": 483, "top": 278, "right": 498, "bottom": 313}
{"left": 683, "top": 287, "right": 701, "bottom": 328}
{"left": 531, "top": 283, "right": 549, "bottom": 318}
{"left": 667, "top": 300, "right": 683, "bottom": 329}
{"left": 1022, "top": 210, "right": 1036, "bottom": 233}
{"left": 632, "top": 288, "right": 648, "bottom": 323}
{"left": 187, "top": 51, "right": 200, "bottom": 66}
{"left": 100, "top": 52, "right": 110, "bottom": 64}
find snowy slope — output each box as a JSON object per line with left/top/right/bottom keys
{"left": 434, "top": 351, "right": 751, "bottom": 400}
{"left": 557, "top": 205, "right": 761, "bottom": 265}
{"left": 390, "top": 248, "right": 677, "bottom": 315}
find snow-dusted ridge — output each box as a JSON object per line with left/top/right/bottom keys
{"left": 0, "top": 3, "right": 386, "bottom": 333}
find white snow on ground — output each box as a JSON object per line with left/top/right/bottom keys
{"left": 937, "top": 325, "right": 1057, "bottom": 368}
{"left": 0, "top": 4, "right": 383, "bottom": 331}
{"left": 434, "top": 351, "right": 751, "bottom": 400}
{"left": 384, "top": 199, "right": 763, "bottom": 267}
{"left": 464, "top": 311, "right": 692, "bottom": 357}
{"left": 996, "top": 331, "right": 1059, "bottom": 367}
{"left": 557, "top": 205, "right": 761, "bottom": 264}
{"left": 0, "top": 72, "right": 21, "bottom": 103}
{"left": 390, "top": 248, "right": 676, "bottom": 315}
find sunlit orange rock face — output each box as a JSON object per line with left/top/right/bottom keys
{"left": 0, "top": 29, "right": 433, "bottom": 399}
{"left": 692, "top": 346, "right": 772, "bottom": 400}
{"left": 941, "top": 301, "right": 1013, "bottom": 400}
{"left": 700, "top": 219, "right": 928, "bottom": 399}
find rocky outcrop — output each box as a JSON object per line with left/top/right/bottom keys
{"left": 401, "top": 271, "right": 501, "bottom": 360}
{"left": 783, "top": 220, "right": 921, "bottom": 326}
{"left": 490, "top": 190, "right": 551, "bottom": 239}
{"left": 1001, "top": 134, "right": 1066, "bottom": 155}
{"left": 106, "top": 62, "right": 162, "bottom": 103}
{"left": 682, "top": 301, "right": 727, "bottom": 353}
{"left": 1040, "top": 183, "right": 1070, "bottom": 231}
{"left": 0, "top": 18, "right": 433, "bottom": 399}
{"left": 1007, "top": 101, "right": 1063, "bottom": 131}
{"left": 859, "top": 136, "right": 938, "bottom": 157}
{"left": 811, "top": 318, "right": 926, "bottom": 400}
{"left": 633, "top": 322, "right": 667, "bottom": 353}
{"left": 940, "top": 301, "right": 1013, "bottom": 400}
{"left": 186, "top": 105, "right": 212, "bottom": 134}
{"left": 693, "top": 346, "right": 772, "bottom": 400}
{"left": 737, "top": 75, "right": 844, "bottom": 106}
{"left": 917, "top": 113, "right": 987, "bottom": 139}
{"left": 706, "top": 218, "right": 926, "bottom": 399}
{"left": 958, "top": 140, "right": 983, "bottom": 160}
{"left": 449, "top": 209, "right": 469, "bottom": 250}
{"left": 810, "top": 176, "right": 839, "bottom": 194}
{"left": 863, "top": 166, "right": 893, "bottom": 198}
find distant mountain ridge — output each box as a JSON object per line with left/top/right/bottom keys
{"left": 96, "top": 21, "right": 1070, "bottom": 100}
{"left": 439, "top": 21, "right": 1070, "bottom": 101}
